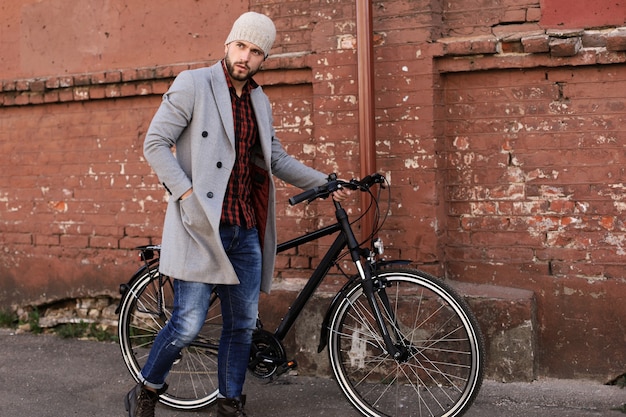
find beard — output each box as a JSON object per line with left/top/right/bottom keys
{"left": 224, "top": 54, "right": 260, "bottom": 81}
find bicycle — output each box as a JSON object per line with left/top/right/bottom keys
{"left": 116, "top": 173, "right": 485, "bottom": 417}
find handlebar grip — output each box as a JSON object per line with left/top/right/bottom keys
{"left": 289, "top": 187, "right": 319, "bottom": 206}
{"left": 288, "top": 173, "right": 384, "bottom": 205}
{"left": 359, "top": 173, "right": 384, "bottom": 188}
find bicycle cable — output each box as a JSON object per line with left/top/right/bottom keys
{"left": 334, "top": 174, "right": 391, "bottom": 264}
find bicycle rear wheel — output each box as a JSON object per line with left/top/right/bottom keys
{"left": 117, "top": 266, "right": 221, "bottom": 410}
{"left": 328, "top": 268, "right": 484, "bottom": 417}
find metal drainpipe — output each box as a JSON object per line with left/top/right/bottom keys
{"left": 356, "top": 0, "right": 376, "bottom": 241}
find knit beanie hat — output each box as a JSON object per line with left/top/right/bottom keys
{"left": 225, "top": 12, "right": 276, "bottom": 58}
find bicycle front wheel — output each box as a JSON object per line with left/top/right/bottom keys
{"left": 328, "top": 268, "right": 484, "bottom": 417}
{"left": 117, "top": 266, "right": 222, "bottom": 410}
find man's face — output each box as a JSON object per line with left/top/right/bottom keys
{"left": 224, "top": 40, "right": 266, "bottom": 82}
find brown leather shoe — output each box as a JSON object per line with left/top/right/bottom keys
{"left": 216, "top": 396, "right": 247, "bottom": 417}
{"left": 124, "top": 383, "right": 167, "bottom": 417}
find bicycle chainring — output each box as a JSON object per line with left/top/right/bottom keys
{"left": 248, "top": 329, "right": 287, "bottom": 379}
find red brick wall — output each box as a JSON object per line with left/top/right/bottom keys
{"left": 435, "top": 0, "right": 626, "bottom": 380}
{"left": 0, "top": 97, "right": 162, "bottom": 298}
{"left": 2, "top": 0, "right": 626, "bottom": 380}
{"left": 443, "top": 66, "right": 626, "bottom": 378}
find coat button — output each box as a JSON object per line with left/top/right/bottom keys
{"left": 206, "top": 192, "right": 214, "bottom": 198}
{"left": 216, "top": 161, "right": 222, "bottom": 168}
{"left": 202, "top": 131, "right": 208, "bottom": 138}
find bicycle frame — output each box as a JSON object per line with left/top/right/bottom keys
{"left": 273, "top": 222, "right": 345, "bottom": 341}
{"left": 272, "top": 199, "right": 405, "bottom": 361}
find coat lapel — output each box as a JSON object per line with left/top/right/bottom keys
{"left": 250, "top": 88, "right": 272, "bottom": 169}
{"left": 210, "top": 64, "right": 236, "bottom": 149}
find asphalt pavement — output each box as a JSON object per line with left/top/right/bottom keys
{"left": 0, "top": 329, "right": 624, "bottom": 417}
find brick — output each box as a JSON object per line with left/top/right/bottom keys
{"left": 15, "top": 79, "right": 30, "bottom": 91}
{"left": 471, "top": 36, "right": 498, "bottom": 54}
{"left": 89, "top": 235, "right": 119, "bottom": 249}
{"left": 606, "top": 27, "right": 626, "bottom": 51}
{"left": 522, "top": 34, "right": 550, "bottom": 53}
{"left": 439, "top": 36, "right": 498, "bottom": 56}
{"left": 105, "top": 71, "right": 122, "bottom": 83}
{"left": 59, "top": 235, "right": 89, "bottom": 248}
{"left": 582, "top": 30, "right": 608, "bottom": 48}
{"left": 121, "top": 68, "right": 138, "bottom": 82}
{"left": 439, "top": 38, "right": 472, "bottom": 56}
{"left": 120, "top": 83, "right": 138, "bottom": 97}
{"left": 14, "top": 92, "right": 29, "bottom": 105}
{"left": 89, "top": 85, "right": 106, "bottom": 100}
{"left": 29, "top": 93, "right": 44, "bottom": 105}
{"left": 74, "top": 74, "right": 91, "bottom": 86}
{"left": 119, "top": 237, "right": 151, "bottom": 249}
{"left": 73, "top": 87, "right": 90, "bottom": 101}
{"left": 549, "top": 36, "right": 582, "bottom": 57}
{"left": 59, "top": 76, "right": 74, "bottom": 88}
{"left": 526, "top": 7, "right": 541, "bottom": 22}
{"left": 501, "top": 40, "right": 524, "bottom": 53}
{"left": 90, "top": 72, "right": 107, "bottom": 84}
{"left": 136, "top": 68, "right": 156, "bottom": 80}
{"left": 550, "top": 260, "right": 604, "bottom": 277}
{"left": 501, "top": 9, "right": 527, "bottom": 24}
{"left": 30, "top": 80, "right": 45, "bottom": 92}
{"left": 34, "top": 234, "right": 60, "bottom": 246}
{"left": 546, "top": 29, "right": 585, "bottom": 38}
{"left": 2, "top": 80, "right": 16, "bottom": 91}
{"left": 1, "top": 232, "right": 33, "bottom": 245}
{"left": 105, "top": 85, "right": 121, "bottom": 98}
{"left": 45, "top": 77, "right": 60, "bottom": 89}
{"left": 136, "top": 82, "right": 153, "bottom": 96}
{"left": 493, "top": 23, "right": 543, "bottom": 40}
{"left": 0, "top": 93, "right": 13, "bottom": 104}
{"left": 153, "top": 80, "right": 172, "bottom": 94}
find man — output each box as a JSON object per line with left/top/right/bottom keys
{"left": 125, "top": 11, "right": 346, "bottom": 417}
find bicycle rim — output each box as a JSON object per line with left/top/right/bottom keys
{"left": 328, "top": 268, "right": 484, "bottom": 417}
{"left": 117, "top": 268, "right": 221, "bottom": 410}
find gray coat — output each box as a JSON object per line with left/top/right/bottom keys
{"left": 144, "top": 62, "right": 327, "bottom": 293}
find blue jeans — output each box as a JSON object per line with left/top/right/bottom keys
{"left": 140, "top": 225, "right": 262, "bottom": 399}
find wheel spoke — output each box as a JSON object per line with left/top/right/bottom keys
{"left": 328, "top": 269, "right": 484, "bottom": 417}
{"left": 117, "top": 268, "right": 220, "bottom": 409}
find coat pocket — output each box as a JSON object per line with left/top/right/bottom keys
{"left": 179, "top": 193, "right": 212, "bottom": 234}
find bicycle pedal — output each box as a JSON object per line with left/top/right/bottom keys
{"left": 276, "top": 359, "right": 298, "bottom": 376}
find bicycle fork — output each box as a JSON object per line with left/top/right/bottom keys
{"left": 335, "top": 201, "right": 409, "bottom": 362}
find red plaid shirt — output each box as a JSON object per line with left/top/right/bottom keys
{"left": 220, "top": 60, "right": 259, "bottom": 228}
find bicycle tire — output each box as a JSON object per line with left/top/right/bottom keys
{"left": 327, "top": 268, "right": 485, "bottom": 417}
{"left": 117, "top": 265, "right": 221, "bottom": 410}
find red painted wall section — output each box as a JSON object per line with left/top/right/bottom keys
{"left": 540, "top": 0, "right": 626, "bottom": 28}
{"left": 0, "top": 0, "right": 247, "bottom": 79}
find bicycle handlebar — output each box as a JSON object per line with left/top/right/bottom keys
{"left": 288, "top": 173, "right": 385, "bottom": 206}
